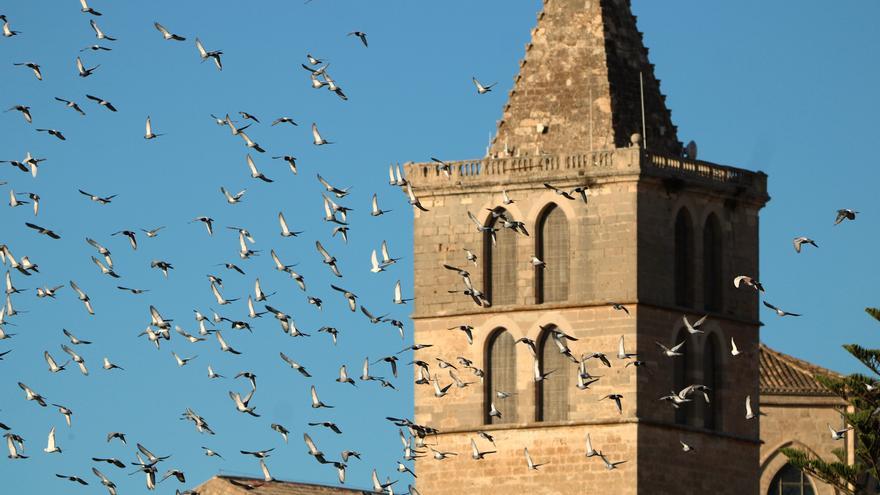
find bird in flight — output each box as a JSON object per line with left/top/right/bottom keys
{"left": 348, "top": 31, "right": 368, "bottom": 47}
{"left": 472, "top": 77, "right": 496, "bottom": 94}
{"left": 154, "top": 22, "right": 185, "bottom": 41}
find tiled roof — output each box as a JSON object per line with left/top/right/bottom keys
{"left": 193, "top": 476, "right": 373, "bottom": 495}
{"left": 759, "top": 344, "right": 841, "bottom": 395}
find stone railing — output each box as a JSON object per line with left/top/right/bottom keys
{"left": 403, "top": 148, "right": 765, "bottom": 192}
{"left": 403, "top": 150, "right": 619, "bottom": 185}
{"left": 644, "top": 153, "right": 764, "bottom": 188}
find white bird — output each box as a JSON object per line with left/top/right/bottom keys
{"left": 89, "top": 19, "right": 116, "bottom": 41}
{"left": 599, "top": 453, "right": 627, "bottom": 470}
{"left": 19, "top": 382, "right": 48, "bottom": 406}
{"left": 207, "top": 365, "right": 223, "bottom": 379}
{"left": 69, "top": 280, "right": 94, "bottom": 315}
{"left": 524, "top": 448, "right": 546, "bottom": 470}
{"left": 241, "top": 155, "right": 273, "bottom": 183}
{"left": 277, "top": 211, "right": 302, "bottom": 238}
{"left": 220, "top": 186, "right": 246, "bottom": 204}
{"left": 154, "top": 22, "right": 185, "bottom": 41}
{"left": 682, "top": 314, "right": 707, "bottom": 335}
{"left": 733, "top": 275, "right": 764, "bottom": 292}
{"left": 370, "top": 250, "right": 385, "bottom": 273}
{"left": 80, "top": 0, "right": 102, "bottom": 16}
{"left": 793, "top": 236, "right": 818, "bottom": 253}
{"left": 472, "top": 77, "right": 497, "bottom": 94}
{"left": 371, "top": 193, "right": 391, "bottom": 216}
{"left": 238, "top": 131, "right": 266, "bottom": 152}
{"left": 393, "top": 280, "right": 412, "bottom": 304}
{"left": 763, "top": 301, "right": 801, "bottom": 317}
{"left": 92, "top": 468, "right": 117, "bottom": 494}
{"left": 259, "top": 459, "right": 273, "bottom": 482}
{"left": 43, "top": 427, "right": 61, "bottom": 453}
{"left": 745, "top": 395, "right": 755, "bottom": 420}
{"left": 312, "top": 123, "right": 332, "bottom": 145}
{"left": 406, "top": 183, "right": 429, "bottom": 212}
{"left": 211, "top": 283, "right": 238, "bottom": 306}
{"left": 585, "top": 433, "right": 599, "bottom": 457}
{"left": 617, "top": 335, "right": 637, "bottom": 360}
{"left": 195, "top": 38, "right": 223, "bottom": 70}
{"left": 63, "top": 328, "right": 91, "bottom": 345}
{"left": 144, "top": 116, "right": 163, "bottom": 139}
{"left": 2, "top": 15, "right": 22, "bottom": 37}
{"left": 310, "top": 385, "right": 332, "bottom": 408}
{"left": 730, "top": 337, "right": 741, "bottom": 356}
{"left": 229, "top": 391, "right": 258, "bottom": 416}
{"left": 6, "top": 434, "right": 27, "bottom": 459}
{"left": 828, "top": 424, "right": 853, "bottom": 440}
{"left": 656, "top": 340, "right": 684, "bottom": 358}
{"left": 215, "top": 331, "right": 241, "bottom": 354}
{"left": 76, "top": 56, "right": 99, "bottom": 77}
{"left": 103, "top": 357, "right": 123, "bottom": 371}
{"left": 44, "top": 351, "right": 69, "bottom": 373}
{"left": 317, "top": 173, "right": 351, "bottom": 198}
{"left": 173, "top": 352, "right": 197, "bottom": 367}
{"left": 62, "top": 344, "right": 89, "bottom": 375}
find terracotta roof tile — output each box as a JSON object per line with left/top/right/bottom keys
{"left": 194, "top": 476, "right": 374, "bottom": 495}
{"left": 759, "top": 343, "right": 841, "bottom": 395}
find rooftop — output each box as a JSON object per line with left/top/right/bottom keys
{"left": 759, "top": 344, "right": 842, "bottom": 396}
{"left": 192, "top": 476, "right": 373, "bottom": 495}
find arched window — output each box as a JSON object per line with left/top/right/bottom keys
{"left": 536, "top": 205, "right": 570, "bottom": 304}
{"left": 703, "top": 334, "right": 722, "bottom": 430}
{"left": 768, "top": 464, "right": 816, "bottom": 495}
{"left": 536, "top": 326, "right": 570, "bottom": 422}
{"left": 672, "top": 328, "right": 691, "bottom": 425}
{"left": 674, "top": 208, "right": 694, "bottom": 308}
{"left": 485, "top": 209, "right": 517, "bottom": 306}
{"left": 703, "top": 214, "right": 723, "bottom": 312}
{"left": 485, "top": 328, "right": 517, "bottom": 424}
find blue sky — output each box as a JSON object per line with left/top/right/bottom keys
{"left": 0, "top": 0, "right": 877, "bottom": 492}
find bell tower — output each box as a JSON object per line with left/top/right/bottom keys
{"left": 405, "top": 1, "right": 769, "bottom": 494}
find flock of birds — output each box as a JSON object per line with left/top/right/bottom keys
{"left": 0, "top": 2, "right": 870, "bottom": 495}
{"left": 0, "top": 2, "right": 500, "bottom": 494}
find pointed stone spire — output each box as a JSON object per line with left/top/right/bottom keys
{"left": 489, "top": 0, "right": 681, "bottom": 157}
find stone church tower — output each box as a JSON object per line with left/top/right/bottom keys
{"left": 405, "top": 0, "right": 770, "bottom": 493}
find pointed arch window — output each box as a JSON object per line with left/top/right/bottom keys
{"left": 485, "top": 209, "right": 517, "bottom": 306}
{"left": 536, "top": 326, "right": 570, "bottom": 422}
{"left": 768, "top": 464, "right": 816, "bottom": 495}
{"left": 485, "top": 328, "right": 517, "bottom": 424}
{"left": 536, "top": 204, "right": 570, "bottom": 304}
{"left": 703, "top": 334, "right": 722, "bottom": 430}
{"left": 703, "top": 214, "right": 723, "bottom": 312}
{"left": 674, "top": 208, "right": 695, "bottom": 308}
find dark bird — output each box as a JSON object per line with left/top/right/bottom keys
{"left": 36, "top": 128, "right": 66, "bottom": 141}
{"left": 25, "top": 222, "right": 61, "bottom": 239}
{"left": 54, "top": 97, "right": 86, "bottom": 116}
{"left": 348, "top": 31, "right": 368, "bottom": 47}
{"left": 86, "top": 94, "right": 117, "bottom": 112}
{"left": 834, "top": 209, "right": 857, "bottom": 225}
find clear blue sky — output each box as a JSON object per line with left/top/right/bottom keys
{"left": 0, "top": 1, "right": 877, "bottom": 492}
